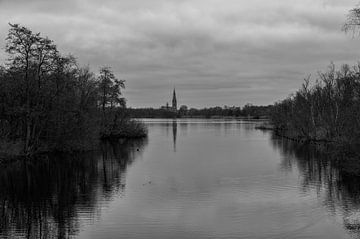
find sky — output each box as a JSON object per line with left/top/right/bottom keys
{"left": 0, "top": 0, "right": 360, "bottom": 108}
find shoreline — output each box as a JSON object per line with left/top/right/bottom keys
{"left": 255, "top": 122, "right": 360, "bottom": 152}
{"left": 0, "top": 135, "right": 147, "bottom": 165}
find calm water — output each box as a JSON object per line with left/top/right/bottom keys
{"left": 1, "top": 119, "right": 360, "bottom": 239}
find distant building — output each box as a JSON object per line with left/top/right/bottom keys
{"left": 172, "top": 88, "right": 177, "bottom": 111}
{"left": 161, "top": 88, "right": 178, "bottom": 112}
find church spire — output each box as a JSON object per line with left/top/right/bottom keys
{"left": 172, "top": 88, "right": 177, "bottom": 111}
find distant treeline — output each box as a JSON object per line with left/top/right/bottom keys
{"left": 270, "top": 63, "right": 360, "bottom": 145}
{"left": 0, "top": 24, "right": 146, "bottom": 156}
{"left": 127, "top": 104, "right": 272, "bottom": 119}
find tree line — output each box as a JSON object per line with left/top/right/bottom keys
{"left": 0, "top": 23, "right": 146, "bottom": 156}
{"left": 127, "top": 104, "right": 272, "bottom": 119}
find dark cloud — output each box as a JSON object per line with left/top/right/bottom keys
{"left": 0, "top": 0, "right": 359, "bottom": 107}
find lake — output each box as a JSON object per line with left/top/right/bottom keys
{"left": 1, "top": 119, "right": 360, "bottom": 239}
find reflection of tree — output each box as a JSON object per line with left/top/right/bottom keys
{"left": 270, "top": 134, "right": 360, "bottom": 236}
{"left": 241, "top": 121, "right": 255, "bottom": 137}
{"left": 0, "top": 138, "right": 147, "bottom": 239}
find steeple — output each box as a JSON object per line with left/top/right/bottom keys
{"left": 172, "top": 88, "right": 177, "bottom": 111}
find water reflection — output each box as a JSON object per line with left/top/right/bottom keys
{"left": 178, "top": 121, "right": 188, "bottom": 137}
{"left": 4, "top": 119, "right": 360, "bottom": 239}
{"left": 0, "top": 139, "right": 147, "bottom": 239}
{"left": 271, "top": 134, "right": 360, "bottom": 237}
{"left": 172, "top": 120, "right": 177, "bottom": 152}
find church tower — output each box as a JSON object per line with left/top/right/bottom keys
{"left": 172, "top": 88, "right": 177, "bottom": 111}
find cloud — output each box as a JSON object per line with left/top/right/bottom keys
{"left": 0, "top": 0, "right": 359, "bottom": 107}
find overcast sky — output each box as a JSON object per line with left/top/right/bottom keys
{"left": 0, "top": 0, "right": 359, "bottom": 108}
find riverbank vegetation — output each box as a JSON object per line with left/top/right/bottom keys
{"left": 270, "top": 63, "right": 360, "bottom": 145}
{"left": 0, "top": 24, "right": 147, "bottom": 157}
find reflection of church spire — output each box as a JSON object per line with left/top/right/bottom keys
{"left": 172, "top": 120, "right": 177, "bottom": 152}
{"left": 172, "top": 88, "right": 177, "bottom": 111}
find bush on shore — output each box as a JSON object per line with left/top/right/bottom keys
{"left": 101, "top": 118, "right": 147, "bottom": 139}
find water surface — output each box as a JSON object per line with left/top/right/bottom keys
{"left": 1, "top": 119, "right": 360, "bottom": 238}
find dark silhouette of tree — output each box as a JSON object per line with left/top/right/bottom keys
{"left": 5, "top": 23, "right": 59, "bottom": 154}
{"left": 98, "top": 66, "right": 125, "bottom": 113}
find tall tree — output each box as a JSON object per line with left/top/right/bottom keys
{"left": 5, "top": 23, "right": 40, "bottom": 153}
{"left": 98, "top": 67, "right": 125, "bottom": 113}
